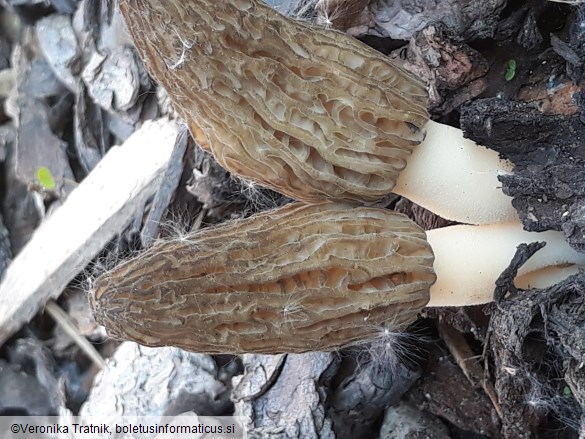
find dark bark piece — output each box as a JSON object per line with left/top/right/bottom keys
{"left": 231, "top": 354, "right": 287, "bottom": 403}
{"left": 500, "top": 165, "right": 585, "bottom": 233}
{"left": 495, "top": 0, "right": 564, "bottom": 50}
{"left": 562, "top": 203, "right": 585, "bottom": 254}
{"left": 73, "top": 81, "right": 108, "bottom": 174}
{"left": 187, "top": 146, "right": 288, "bottom": 220}
{"left": 460, "top": 98, "right": 585, "bottom": 252}
{"left": 141, "top": 127, "right": 189, "bottom": 247}
{"left": 369, "top": 0, "right": 506, "bottom": 41}
{"left": 328, "top": 350, "right": 422, "bottom": 439}
{"left": 487, "top": 274, "right": 585, "bottom": 437}
{"left": 490, "top": 276, "right": 583, "bottom": 359}
{"left": 516, "top": 10, "right": 542, "bottom": 51}
{"left": 0, "top": 359, "right": 58, "bottom": 415}
{"left": 460, "top": 99, "right": 585, "bottom": 163}
{"left": 2, "top": 122, "right": 41, "bottom": 254}
{"left": 565, "top": 363, "right": 585, "bottom": 436}
{"left": 551, "top": 34, "right": 582, "bottom": 67}
{"left": 49, "top": 0, "right": 79, "bottom": 14}
{"left": 495, "top": 3, "right": 531, "bottom": 43}
{"left": 493, "top": 242, "right": 546, "bottom": 302}
{"left": 0, "top": 212, "right": 11, "bottom": 282}
{"left": 232, "top": 353, "right": 337, "bottom": 439}
{"left": 8, "top": 338, "right": 66, "bottom": 412}
{"left": 565, "top": 5, "right": 585, "bottom": 82}
{"left": 548, "top": 294, "right": 585, "bottom": 365}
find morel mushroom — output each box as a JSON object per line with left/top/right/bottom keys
{"left": 119, "top": 0, "right": 429, "bottom": 205}
{"left": 119, "top": 0, "right": 518, "bottom": 225}
{"left": 90, "top": 202, "right": 585, "bottom": 353}
{"left": 90, "top": 203, "right": 436, "bottom": 354}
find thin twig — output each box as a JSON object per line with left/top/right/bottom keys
{"left": 439, "top": 321, "right": 503, "bottom": 418}
{"left": 45, "top": 300, "right": 106, "bottom": 370}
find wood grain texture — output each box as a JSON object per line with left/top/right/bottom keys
{"left": 0, "top": 119, "right": 179, "bottom": 346}
{"left": 90, "top": 203, "right": 435, "bottom": 354}
{"left": 118, "top": 0, "right": 429, "bottom": 204}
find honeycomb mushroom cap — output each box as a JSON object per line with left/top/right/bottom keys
{"left": 119, "top": 0, "right": 429, "bottom": 204}
{"left": 90, "top": 203, "right": 436, "bottom": 354}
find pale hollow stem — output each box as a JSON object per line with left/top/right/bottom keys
{"left": 392, "top": 121, "right": 585, "bottom": 306}
{"left": 393, "top": 121, "right": 519, "bottom": 225}
{"left": 426, "top": 221, "right": 585, "bottom": 307}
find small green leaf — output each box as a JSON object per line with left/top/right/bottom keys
{"left": 505, "top": 59, "right": 517, "bottom": 81}
{"left": 563, "top": 386, "right": 573, "bottom": 398}
{"left": 37, "top": 167, "right": 56, "bottom": 190}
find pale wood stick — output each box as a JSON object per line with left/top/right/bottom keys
{"left": 0, "top": 118, "right": 179, "bottom": 346}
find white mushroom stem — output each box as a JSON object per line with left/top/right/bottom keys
{"left": 394, "top": 121, "right": 519, "bottom": 225}
{"left": 426, "top": 221, "right": 585, "bottom": 307}
{"left": 390, "top": 121, "right": 585, "bottom": 306}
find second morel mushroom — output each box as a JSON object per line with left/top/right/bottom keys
{"left": 90, "top": 203, "right": 436, "bottom": 354}
{"left": 89, "top": 202, "right": 585, "bottom": 353}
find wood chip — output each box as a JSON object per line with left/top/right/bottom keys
{"left": 77, "top": 342, "right": 230, "bottom": 418}
{"left": 0, "top": 118, "right": 179, "bottom": 346}
{"left": 35, "top": 14, "right": 80, "bottom": 93}
{"left": 82, "top": 47, "right": 142, "bottom": 113}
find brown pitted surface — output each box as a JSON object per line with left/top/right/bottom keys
{"left": 118, "top": 0, "right": 429, "bottom": 204}
{"left": 90, "top": 203, "right": 435, "bottom": 354}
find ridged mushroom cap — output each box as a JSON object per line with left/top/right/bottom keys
{"left": 90, "top": 203, "right": 436, "bottom": 354}
{"left": 119, "top": 0, "right": 429, "bottom": 204}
